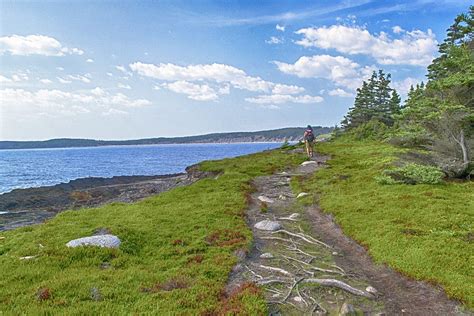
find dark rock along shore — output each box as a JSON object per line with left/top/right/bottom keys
{"left": 0, "top": 164, "right": 217, "bottom": 231}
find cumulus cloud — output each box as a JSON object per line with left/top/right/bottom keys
{"left": 130, "top": 61, "right": 315, "bottom": 104}
{"left": 86, "top": 58, "right": 94, "bottom": 63}
{"left": 57, "top": 77, "right": 72, "bottom": 84}
{"left": 245, "top": 94, "right": 323, "bottom": 105}
{"left": 392, "top": 26, "right": 404, "bottom": 34}
{"left": 275, "top": 54, "right": 375, "bottom": 90}
{"left": 271, "top": 83, "right": 305, "bottom": 95}
{"left": 266, "top": 36, "right": 284, "bottom": 44}
{"left": 328, "top": 88, "right": 354, "bottom": 97}
{"left": 0, "top": 35, "right": 84, "bottom": 56}
{"left": 161, "top": 81, "right": 219, "bottom": 101}
{"left": 294, "top": 25, "right": 437, "bottom": 66}
{"left": 0, "top": 88, "right": 151, "bottom": 117}
{"left": 276, "top": 24, "right": 285, "bottom": 32}
{"left": 40, "top": 79, "right": 53, "bottom": 84}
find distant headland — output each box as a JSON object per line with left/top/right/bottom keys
{"left": 0, "top": 126, "right": 332, "bottom": 150}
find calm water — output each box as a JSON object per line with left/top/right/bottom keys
{"left": 0, "top": 143, "right": 282, "bottom": 194}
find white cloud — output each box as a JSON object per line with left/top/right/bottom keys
{"left": 392, "top": 77, "right": 423, "bottom": 97}
{"left": 328, "top": 88, "right": 354, "bottom": 97}
{"left": 115, "top": 65, "right": 132, "bottom": 76}
{"left": 271, "top": 83, "right": 305, "bottom": 95}
{"left": 275, "top": 54, "right": 375, "bottom": 90}
{"left": 295, "top": 25, "right": 437, "bottom": 66}
{"left": 40, "top": 79, "right": 53, "bottom": 84}
{"left": 118, "top": 83, "right": 131, "bottom": 90}
{"left": 276, "top": 24, "right": 285, "bottom": 32}
{"left": 0, "top": 88, "right": 151, "bottom": 116}
{"left": 86, "top": 58, "right": 94, "bottom": 63}
{"left": 392, "top": 25, "right": 404, "bottom": 34}
{"left": 56, "top": 67, "right": 64, "bottom": 71}
{"left": 245, "top": 94, "right": 323, "bottom": 104}
{"left": 161, "top": 81, "right": 219, "bottom": 101}
{"left": 106, "top": 72, "right": 113, "bottom": 77}
{"left": 0, "top": 35, "right": 84, "bottom": 56}
{"left": 266, "top": 36, "right": 284, "bottom": 44}
{"left": 0, "top": 75, "right": 12, "bottom": 83}
{"left": 66, "top": 74, "right": 91, "bottom": 83}
{"left": 57, "top": 77, "right": 72, "bottom": 84}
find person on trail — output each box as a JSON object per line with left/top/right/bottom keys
{"left": 303, "top": 125, "right": 315, "bottom": 158}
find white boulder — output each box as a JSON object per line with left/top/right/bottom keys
{"left": 254, "top": 220, "right": 281, "bottom": 231}
{"left": 66, "top": 234, "right": 121, "bottom": 249}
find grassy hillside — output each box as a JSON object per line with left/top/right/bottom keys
{"left": 293, "top": 136, "right": 474, "bottom": 308}
{"left": 0, "top": 147, "right": 305, "bottom": 314}
{"left": 0, "top": 126, "right": 332, "bottom": 150}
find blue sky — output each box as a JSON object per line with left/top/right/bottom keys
{"left": 0, "top": 0, "right": 471, "bottom": 140}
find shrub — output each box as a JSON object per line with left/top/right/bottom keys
{"left": 376, "top": 163, "right": 444, "bottom": 185}
{"left": 349, "top": 119, "right": 390, "bottom": 140}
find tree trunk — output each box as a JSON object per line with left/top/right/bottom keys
{"left": 459, "top": 130, "right": 469, "bottom": 167}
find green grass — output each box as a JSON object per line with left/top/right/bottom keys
{"left": 293, "top": 136, "right": 474, "bottom": 308}
{"left": 0, "top": 147, "right": 305, "bottom": 314}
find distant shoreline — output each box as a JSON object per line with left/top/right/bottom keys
{"left": 0, "top": 126, "right": 332, "bottom": 151}
{"left": 0, "top": 141, "right": 287, "bottom": 152}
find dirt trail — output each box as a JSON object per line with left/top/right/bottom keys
{"left": 228, "top": 150, "right": 470, "bottom": 315}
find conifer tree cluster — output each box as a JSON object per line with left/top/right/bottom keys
{"left": 342, "top": 70, "right": 401, "bottom": 129}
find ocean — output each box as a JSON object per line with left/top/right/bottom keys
{"left": 0, "top": 142, "right": 282, "bottom": 194}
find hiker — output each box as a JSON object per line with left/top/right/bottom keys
{"left": 303, "top": 125, "right": 315, "bottom": 158}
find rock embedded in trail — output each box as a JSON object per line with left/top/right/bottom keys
{"left": 260, "top": 252, "right": 274, "bottom": 259}
{"left": 301, "top": 161, "right": 317, "bottom": 166}
{"left": 254, "top": 220, "right": 281, "bottom": 231}
{"left": 339, "top": 302, "right": 357, "bottom": 315}
{"left": 66, "top": 234, "right": 121, "bottom": 248}
{"left": 258, "top": 196, "right": 275, "bottom": 203}
{"left": 366, "top": 286, "right": 378, "bottom": 295}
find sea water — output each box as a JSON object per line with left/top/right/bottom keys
{"left": 0, "top": 143, "right": 282, "bottom": 194}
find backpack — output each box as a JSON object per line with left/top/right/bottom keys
{"left": 305, "top": 129, "right": 315, "bottom": 141}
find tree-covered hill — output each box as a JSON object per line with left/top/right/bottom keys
{"left": 0, "top": 126, "right": 332, "bottom": 150}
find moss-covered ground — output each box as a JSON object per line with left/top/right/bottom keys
{"left": 0, "top": 147, "right": 305, "bottom": 314}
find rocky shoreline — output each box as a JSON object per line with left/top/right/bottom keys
{"left": 0, "top": 164, "right": 216, "bottom": 231}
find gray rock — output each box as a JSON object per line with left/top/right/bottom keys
{"left": 297, "top": 192, "right": 309, "bottom": 198}
{"left": 366, "top": 285, "right": 378, "bottom": 295}
{"left": 254, "top": 220, "right": 281, "bottom": 231}
{"left": 260, "top": 252, "right": 274, "bottom": 259}
{"left": 301, "top": 161, "right": 317, "bottom": 166}
{"left": 90, "top": 287, "right": 102, "bottom": 301}
{"left": 258, "top": 195, "right": 274, "bottom": 203}
{"left": 339, "top": 302, "right": 356, "bottom": 316}
{"left": 66, "top": 234, "right": 121, "bottom": 248}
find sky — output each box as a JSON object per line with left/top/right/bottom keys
{"left": 0, "top": 0, "right": 471, "bottom": 141}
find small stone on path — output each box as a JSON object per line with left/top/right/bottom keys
{"left": 66, "top": 234, "right": 121, "bottom": 248}
{"left": 297, "top": 192, "right": 309, "bottom": 198}
{"left": 258, "top": 196, "right": 274, "bottom": 203}
{"left": 254, "top": 220, "right": 281, "bottom": 231}
{"left": 339, "top": 302, "right": 356, "bottom": 315}
{"left": 278, "top": 194, "right": 287, "bottom": 200}
{"left": 301, "top": 161, "right": 317, "bottom": 166}
{"left": 260, "top": 252, "right": 274, "bottom": 259}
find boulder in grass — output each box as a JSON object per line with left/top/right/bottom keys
{"left": 254, "top": 220, "right": 281, "bottom": 231}
{"left": 66, "top": 234, "right": 121, "bottom": 248}
{"left": 258, "top": 195, "right": 274, "bottom": 203}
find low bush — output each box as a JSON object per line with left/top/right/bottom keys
{"left": 376, "top": 163, "right": 444, "bottom": 185}
{"left": 349, "top": 119, "right": 390, "bottom": 141}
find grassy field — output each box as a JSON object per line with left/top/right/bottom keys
{"left": 293, "top": 136, "right": 474, "bottom": 308}
{"left": 0, "top": 147, "right": 305, "bottom": 314}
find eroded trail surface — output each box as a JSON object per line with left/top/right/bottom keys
{"left": 228, "top": 150, "right": 469, "bottom": 315}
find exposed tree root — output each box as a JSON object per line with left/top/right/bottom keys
{"left": 271, "top": 229, "right": 331, "bottom": 248}
{"left": 301, "top": 278, "right": 374, "bottom": 298}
